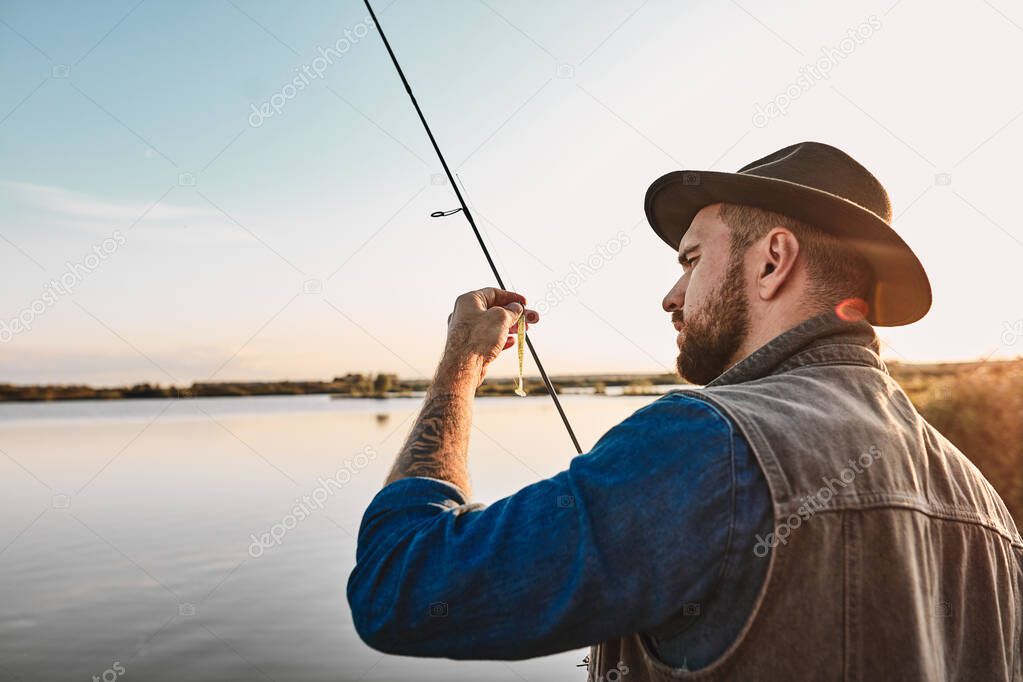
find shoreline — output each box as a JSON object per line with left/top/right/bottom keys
{"left": 0, "top": 360, "right": 1012, "bottom": 403}
{"left": 0, "top": 374, "right": 683, "bottom": 403}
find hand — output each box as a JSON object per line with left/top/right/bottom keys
{"left": 444, "top": 287, "right": 540, "bottom": 383}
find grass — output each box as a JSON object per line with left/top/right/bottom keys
{"left": 896, "top": 360, "right": 1023, "bottom": 526}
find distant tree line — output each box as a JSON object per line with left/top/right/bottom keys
{"left": 0, "top": 373, "right": 421, "bottom": 402}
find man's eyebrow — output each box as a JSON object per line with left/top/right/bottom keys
{"left": 678, "top": 244, "right": 700, "bottom": 264}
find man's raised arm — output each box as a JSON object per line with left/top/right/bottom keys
{"left": 382, "top": 287, "right": 539, "bottom": 497}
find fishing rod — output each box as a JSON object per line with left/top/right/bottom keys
{"left": 362, "top": 0, "right": 583, "bottom": 455}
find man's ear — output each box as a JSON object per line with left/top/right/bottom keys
{"left": 756, "top": 227, "right": 800, "bottom": 301}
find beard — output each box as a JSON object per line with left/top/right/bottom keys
{"left": 674, "top": 251, "right": 751, "bottom": 385}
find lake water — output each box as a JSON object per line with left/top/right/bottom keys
{"left": 0, "top": 393, "right": 659, "bottom": 681}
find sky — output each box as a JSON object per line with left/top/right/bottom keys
{"left": 1, "top": 0, "right": 1022, "bottom": 386}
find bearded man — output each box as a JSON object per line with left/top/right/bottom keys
{"left": 347, "top": 142, "right": 1023, "bottom": 680}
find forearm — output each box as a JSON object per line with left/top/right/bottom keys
{"left": 384, "top": 354, "right": 482, "bottom": 496}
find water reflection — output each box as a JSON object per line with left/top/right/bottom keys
{"left": 0, "top": 394, "right": 656, "bottom": 680}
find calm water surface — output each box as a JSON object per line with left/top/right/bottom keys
{"left": 0, "top": 394, "right": 659, "bottom": 681}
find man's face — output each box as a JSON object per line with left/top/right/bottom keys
{"left": 661, "top": 204, "right": 751, "bottom": 385}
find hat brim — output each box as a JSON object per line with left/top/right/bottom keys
{"left": 645, "top": 170, "right": 932, "bottom": 327}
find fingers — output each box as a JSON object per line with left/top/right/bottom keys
{"left": 472, "top": 287, "right": 527, "bottom": 309}
{"left": 451, "top": 288, "right": 539, "bottom": 343}
{"left": 506, "top": 310, "right": 539, "bottom": 334}
{"left": 501, "top": 303, "right": 537, "bottom": 321}
{"left": 505, "top": 307, "right": 539, "bottom": 328}
{"left": 454, "top": 288, "right": 534, "bottom": 316}
{"left": 486, "top": 304, "right": 542, "bottom": 331}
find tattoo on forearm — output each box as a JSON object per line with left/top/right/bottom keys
{"left": 389, "top": 390, "right": 472, "bottom": 493}
{"left": 404, "top": 394, "right": 456, "bottom": 474}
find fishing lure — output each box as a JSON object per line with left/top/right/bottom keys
{"left": 515, "top": 315, "right": 527, "bottom": 397}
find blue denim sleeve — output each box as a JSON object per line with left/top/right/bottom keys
{"left": 346, "top": 394, "right": 739, "bottom": 660}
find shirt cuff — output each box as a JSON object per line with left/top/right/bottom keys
{"left": 366, "top": 476, "right": 470, "bottom": 513}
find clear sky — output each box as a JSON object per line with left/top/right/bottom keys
{"left": 2, "top": 0, "right": 1022, "bottom": 386}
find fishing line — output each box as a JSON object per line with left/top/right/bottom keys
{"left": 363, "top": 0, "right": 583, "bottom": 455}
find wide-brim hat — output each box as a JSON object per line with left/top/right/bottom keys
{"left": 645, "top": 141, "right": 931, "bottom": 326}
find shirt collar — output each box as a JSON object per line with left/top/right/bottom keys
{"left": 706, "top": 309, "right": 887, "bottom": 388}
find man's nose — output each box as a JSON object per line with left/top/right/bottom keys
{"left": 662, "top": 279, "right": 685, "bottom": 313}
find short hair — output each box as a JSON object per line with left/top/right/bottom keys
{"left": 717, "top": 203, "right": 874, "bottom": 312}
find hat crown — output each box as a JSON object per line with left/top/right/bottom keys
{"left": 737, "top": 141, "right": 892, "bottom": 223}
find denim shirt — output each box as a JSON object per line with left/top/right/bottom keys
{"left": 347, "top": 393, "right": 773, "bottom": 669}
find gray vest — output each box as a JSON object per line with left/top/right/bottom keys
{"left": 589, "top": 311, "right": 1023, "bottom": 681}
